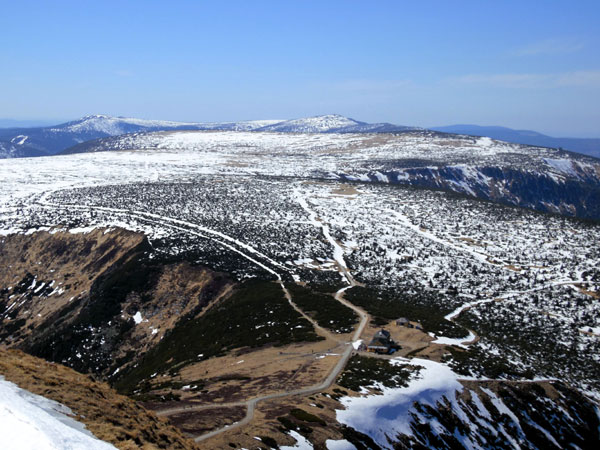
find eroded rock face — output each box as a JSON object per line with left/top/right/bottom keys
{"left": 0, "top": 228, "right": 234, "bottom": 379}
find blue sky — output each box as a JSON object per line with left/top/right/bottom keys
{"left": 1, "top": 1, "right": 599, "bottom": 136}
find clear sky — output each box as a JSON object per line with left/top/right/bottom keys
{"left": 1, "top": 1, "right": 599, "bottom": 136}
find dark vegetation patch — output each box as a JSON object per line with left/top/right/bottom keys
{"left": 26, "top": 242, "right": 152, "bottom": 374}
{"left": 441, "top": 345, "right": 534, "bottom": 380}
{"left": 167, "top": 406, "right": 247, "bottom": 437}
{"left": 345, "top": 286, "right": 465, "bottom": 337}
{"left": 289, "top": 408, "right": 327, "bottom": 426}
{"left": 340, "top": 424, "right": 383, "bottom": 450}
{"left": 287, "top": 284, "right": 358, "bottom": 333}
{"left": 150, "top": 232, "right": 278, "bottom": 282}
{"left": 257, "top": 435, "right": 279, "bottom": 449}
{"left": 404, "top": 346, "right": 428, "bottom": 358}
{"left": 337, "top": 355, "right": 418, "bottom": 392}
{"left": 276, "top": 416, "right": 314, "bottom": 435}
{"left": 83, "top": 240, "right": 157, "bottom": 327}
{"left": 457, "top": 305, "right": 600, "bottom": 390}
{"left": 307, "top": 282, "right": 348, "bottom": 294}
{"left": 115, "top": 280, "right": 322, "bottom": 393}
{"left": 0, "top": 318, "right": 26, "bottom": 340}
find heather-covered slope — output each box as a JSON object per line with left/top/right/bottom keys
{"left": 0, "top": 229, "right": 236, "bottom": 380}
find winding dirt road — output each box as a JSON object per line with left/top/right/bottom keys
{"left": 35, "top": 193, "right": 371, "bottom": 444}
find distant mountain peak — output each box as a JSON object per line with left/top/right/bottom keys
{"left": 77, "top": 114, "right": 114, "bottom": 122}
{"left": 257, "top": 114, "right": 364, "bottom": 133}
{"left": 0, "top": 113, "right": 419, "bottom": 159}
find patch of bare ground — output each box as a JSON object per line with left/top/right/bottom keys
{"left": 458, "top": 236, "right": 484, "bottom": 247}
{"left": 147, "top": 338, "right": 343, "bottom": 411}
{"left": 356, "top": 317, "right": 451, "bottom": 361}
{"left": 0, "top": 349, "right": 198, "bottom": 450}
{"left": 330, "top": 184, "right": 360, "bottom": 197}
{"left": 575, "top": 285, "right": 600, "bottom": 299}
{"left": 197, "top": 388, "right": 351, "bottom": 450}
{"left": 168, "top": 406, "right": 246, "bottom": 436}
{"left": 433, "top": 138, "right": 478, "bottom": 148}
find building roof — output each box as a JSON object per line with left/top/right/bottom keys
{"left": 374, "top": 329, "right": 391, "bottom": 340}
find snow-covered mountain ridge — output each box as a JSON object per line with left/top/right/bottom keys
{"left": 0, "top": 113, "right": 417, "bottom": 158}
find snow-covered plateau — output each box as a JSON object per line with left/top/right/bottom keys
{"left": 60, "top": 129, "right": 600, "bottom": 219}
{"left": 0, "top": 129, "right": 599, "bottom": 448}
{"left": 0, "top": 113, "right": 413, "bottom": 158}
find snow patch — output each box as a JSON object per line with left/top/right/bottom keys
{"left": 326, "top": 439, "right": 357, "bottom": 450}
{"left": 0, "top": 377, "right": 116, "bottom": 449}
{"left": 280, "top": 430, "right": 314, "bottom": 449}
{"left": 336, "top": 359, "right": 462, "bottom": 445}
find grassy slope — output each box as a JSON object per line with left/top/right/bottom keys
{"left": 116, "top": 279, "right": 323, "bottom": 393}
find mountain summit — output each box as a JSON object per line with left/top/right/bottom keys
{"left": 258, "top": 114, "right": 362, "bottom": 133}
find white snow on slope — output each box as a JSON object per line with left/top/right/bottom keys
{"left": 336, "top": 358, "right": 463, "bottom": 446}
{"left": 261, "top": 114, "right": 360, "bottom": 133}
{"left": 326, "top": 439, "right": 357, "bottom": 450}
{"left": 544, "top": 158, "right": 578, "bottom": 177}
{"left": 0, "top": 377, "right": 116, "bottom": 450}
{"left": 132, "top": 311, "right": 143, "bottom": 324}
{"left": 11, "top": 135, "right": 29, "bottom": 145}
{"left": 430, "top": 330, "right": 477, "bottom": 348}
{"left": 0, "top": 141, "right": 20, "bottom": 159}
{"left": 280, "top": 430, "right": 314, "bottom": 449}
{"left": 52, "top": 115, "right": 283, "bottom": 135}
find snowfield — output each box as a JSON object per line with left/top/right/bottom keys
{"left": 0, "top": 377, "right": 116, "bottom": 450}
